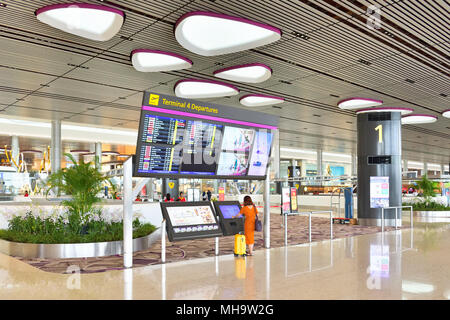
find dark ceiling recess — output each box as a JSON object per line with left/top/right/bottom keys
{"left": 405, "top": 79, "right": 416, "bottom": 84}
{"left": 291, "top": 31, "right": 310, "bottom": 40}
{"left": 440, "top": 94, "right": 448, "bottom": 97}
{"left": 358, "top": 59, "right": 372, "bottom": 66}
{"left": 0, "top": 3, "right": 6, "bottom": 8}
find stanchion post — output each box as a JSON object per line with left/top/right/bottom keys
{"left": 381, "top": 208, "right": 385, "bottom": 233}
{"left": 284, "top": 214, "right": 287, "bottom": 247}
{"left": 410, "top": 206, "right": 413, "bottom": 229}
{"left": 123, "top": 157, "right": 133, "bottom": 268}
{"left": 309, "top": 212, "right": 312, "bottom": 243}
{"left": 161, "top": 219, "right": 166, "bottom": 264}
{"left": 330, "top": 211, "right": 333, "bottom": 240}
{"left": 395, "top": 208, "right": 398, "bottom": 229}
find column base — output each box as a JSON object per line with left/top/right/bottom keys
{"left": 358, "top": 218, "right": 402, "bottom": 227}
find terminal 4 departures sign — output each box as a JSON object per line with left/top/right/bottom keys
{"left": 134, "top": 92, "right": 279, "bottom": 180}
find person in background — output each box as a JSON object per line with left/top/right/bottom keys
{"left": 202, "top": 191, "right": 207, "bottom": 201}
{"left": 164, "top": 193, "right": 173, "bottom": 202}
{"left": 24, "top": 190, "right": 29, "bottom": 197}
{"left": 135, "top": 194, "right": 142, "bottom": 202}
{"left": 176, "top": 192, "right": 186, "bottom": 202}
{"left": 207, "top": 189, "right": 212, "bottom": 201}
{"left": 232, "top": 195, "right": 259, "bottom": 256}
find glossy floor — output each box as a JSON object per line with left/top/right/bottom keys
{"left": 1, "top": 223, "right": 449, "bottom": 300}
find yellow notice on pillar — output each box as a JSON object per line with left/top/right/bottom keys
{"left": 168, "top": 182, "right": 175, "bottom": 189}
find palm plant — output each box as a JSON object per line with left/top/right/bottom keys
{"left": 45, "top": 153, "right": 111, "bottom": 228}
{"left": 416, "top": 174, "right": 436, "bottom": 199}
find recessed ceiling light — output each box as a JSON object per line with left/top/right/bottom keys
{"left": 35, "top": 3, "right": 124, "bottom": 41}
{"left": 131, "top": 49, "right": 193, "bottom": 72}
{"left": 358, "top": 59, "right": 372, "bottom": 66}
{"left": 174, "top": 78, "right": 239, "bottom": 99}
{"left": 239, "top": 94, "right": 284, "bottom": 107}
{"left": 442, "top": 109, "right": 450, "bottom": 118}
{"left": 355, "top": 107, "right": 414, "bottom": 115}
{"left": 337, "top": 97, "right": 383, "bottom": 110}
{"left": 313, "top": 114, "right": 321, "bottom": 117}
{"left": 213, "top": 63, "right": 272, "bottom": 83}
{"left": 405, "top": 79, "right": 415, "bottom": 84}
{"left": 401, "top": 114, "right": 438, "bottom": 124}
{"left": 174, "top": 11, "right": 281, "bottom": 56}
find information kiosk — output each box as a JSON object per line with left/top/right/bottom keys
{"left": 160, "top": 201, "right": 222, "bottom": 242}
{"left": 213, "top": 201, "right": 244, "bottom": 236}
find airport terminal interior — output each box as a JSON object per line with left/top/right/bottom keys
{"left": 0, "top": 0, "right": 449, "bottom": 301}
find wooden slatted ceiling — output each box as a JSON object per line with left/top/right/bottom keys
{"left": 0, "top": 0, "right": 447, "bottom": 162}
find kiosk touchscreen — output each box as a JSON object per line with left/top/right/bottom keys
{"left": 213, "top": 201, "right": 244, "bottom": 236}
{"left": 160, "top": 201, "right": 222, "bottom": 241}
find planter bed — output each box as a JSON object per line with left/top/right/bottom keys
{"left": 0, "top": 229, "right": 160, "bottom": 259}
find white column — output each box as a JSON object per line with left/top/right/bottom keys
{"left": 441, "top": 164, "right": 445, "bottom": 177}
{"left": 403, "top": 159, "right": 408, "bottom": 173}
{"left": 123, "top": 157, "right": 133, "bottom": 268}
{"left": 11, "top": 136, "right": 19, "bottom": 171}
{"left": 423, "top": 162, "right": 428, "bottom": 177}
{"left": 50, "top": 120, "right": 61, "bottom": 174}
{"left": 95, "top": 142, "right": 102, "bottom": 170}
{"left": 351, "top": 153, "right": 357, "bottom": 177}
{"left": 316, "top": 149, "right": 323, "bottom": 177}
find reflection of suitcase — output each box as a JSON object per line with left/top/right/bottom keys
{"left": 234, "top": 234, "right": 246, "bottom": 256}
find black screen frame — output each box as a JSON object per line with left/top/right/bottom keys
{"left": 212, "top": 201, "right": 244, "bottom": 236}
{"left": 133, "top": 109, "right": 274, "bottom": 180}
{"left": 160, "top": 201, "right": 223, "bottom": 242}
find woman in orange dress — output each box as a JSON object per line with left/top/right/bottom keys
{"left": 233, "top": 195, "right": 259, "bottom": 256}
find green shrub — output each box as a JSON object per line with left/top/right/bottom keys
{"left": 0, "top": 211, "right": 156, "bottom": 244}
{"left": 403, "top": 201, "right": 450, "bottom": 211}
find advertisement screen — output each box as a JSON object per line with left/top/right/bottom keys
{"left": 290, "top": 187, "right": 298, "bottom": 213}
{"left": 370, "top": 176, "right": 390, "bottom": 208}
{"left": 281, "top": 187, "right": 291, "bottom": 214}
{"left": 218, "top": 205, "right": 241, "bottom": 219}
{"left": 216, "top": 152, "right": 248, "bottom": 176}
{"left": 247, "top": 130, "right": 273, "bottom": 176}
{"left": 220, "top": 127, "right": 255, "bottom": 152}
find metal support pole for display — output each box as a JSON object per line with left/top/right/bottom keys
{"left": 410, "top": 206, "right": 413, "bottom": 229}
{"left": 215, "top": 237, "right": 219, "bottom": 256}
{"left": 330, "top": 211, "right": 333, "bottom": 240}
{"left": 123, "top": 268, "right": 133, "bottom": 300}
{"left": 263, "top": 165, "right": 271, "bottom": 249}
{"left": 123, "top": 157, "right": 133, "bottom": 268}
{"left": 161, "top": 219, "right": 166, "bottom": 263}
{"left": 395, "top": 208, "right": 398, "bottom": 229}
{"left": 381, "top": 208, "right": 385, "bottom": 233}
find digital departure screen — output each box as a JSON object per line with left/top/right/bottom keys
{"left": 218, "top": 205, "right": 241, "bottom": 219}
{"left": 134, "top": 92, "right": 277, "bottom": 179}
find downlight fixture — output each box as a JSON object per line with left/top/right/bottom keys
{"left": 35, "top": 3, "right": 124, "bottom": 41}
{"left": 442, "top": 109, "right": 450, "bottom": 118}
{"left": 239, "top": 94, "right": 284, "bottom": 107}
{"left": 355, "top": 107, "right": 414, "bottom": 115}
{"left": 131, "top": 49, "right": 192, "bottom": 72}
{"left": 213, "top": 63, "right": 272, "bottom": 83}
{"left": 401, "top": 114, "right": 438, "bottom": 124}
{"left": 337, "top": 97, "right": 383, "bottom": 110}
{"left": 174, "top": 79, "right": 239, "bottom": 99}
{"left": 174, "top": 11, "right": 281, "bottom": 56}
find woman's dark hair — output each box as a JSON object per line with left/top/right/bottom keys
{"left": 165, "top": 193, "right": 171, "bottom": 201}
{"left": 243, "top": 195, "right": 253, "bottom": 206}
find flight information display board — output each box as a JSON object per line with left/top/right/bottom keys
{"left": 134, "top": 93, "right": 277, "bottom": 179}
{"left": 161, "top": 201, "right": 222, "bottom": 241}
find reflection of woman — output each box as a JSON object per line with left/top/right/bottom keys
{"left": 233, "top": 195, "right": 259, "bottom": 256}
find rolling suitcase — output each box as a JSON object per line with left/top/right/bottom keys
{"left": 234, "top": 233, "right": 246, "bottom": 256}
